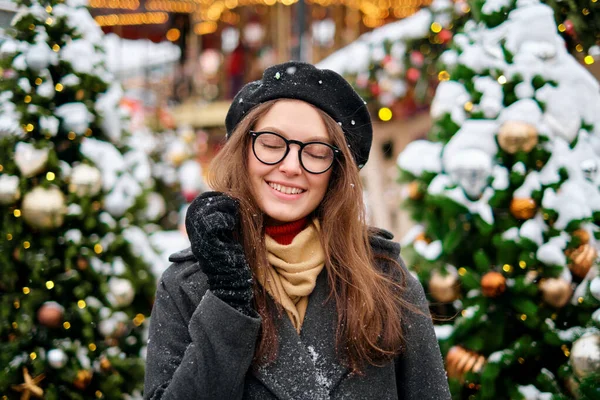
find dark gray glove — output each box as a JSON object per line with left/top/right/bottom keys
{"left": 185, "top": 191, "right": 254, "bottom": 316}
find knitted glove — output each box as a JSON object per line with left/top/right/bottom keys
{"left": 185, "top": 191, "right": 254, "bottom": 316}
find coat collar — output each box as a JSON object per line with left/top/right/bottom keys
{"left": 251, "top": 270, "right": 350, "bottom": 399}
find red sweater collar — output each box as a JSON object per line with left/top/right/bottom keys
{"left": 265, "top": 218, "right": 308, "bottom": 245}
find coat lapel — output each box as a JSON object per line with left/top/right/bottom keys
{"left": 299, "top": 271, "right": 350, "bottom": 393}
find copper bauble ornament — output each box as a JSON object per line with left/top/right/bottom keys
{"left": 497, "top": 121, "right": 539, "bottom": 154}
{"left": 446, "top": 345, "right": 486, "bottom": 381}
{"left": 539, "top": 278, "right": 573, "bottom": 308}
{"left": 73, "top": 370, "right": 93, "bottom": 390}
{"left": 100, "top": 357, "right": 112, "bottom": 371}
{"left": 481, "top": 271, "right": 506, "bottom": 297}
{"left": 570, "top": 334, "right": 600, "bottom": 379}
{"left": 429, "top": 270, "right": 460, "bottom": 303}
{"left": 21, "top": 185, "right": 66, "bottom": 229}
{"left": 567, "top": 244, "right": 597, "bottom": 279}
{"left": 407, "top": 181, "right": 422, "bottom": 200}
{"left": 572, "top": 229, "right": 590, "bottom": 246}
{"left": 510, "top": 198, "right": 537, "bottom": 220}
{"left": 37, "top": 301, "right": 64, "bottom": 328}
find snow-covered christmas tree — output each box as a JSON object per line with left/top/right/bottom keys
{"left": 398, "top": 0, "right": 600, "bottom": 398}
{"left": 0, "top": 0, "right": 165, "bottom": 397}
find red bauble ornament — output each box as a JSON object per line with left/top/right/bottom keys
{"left": 406, "top": 68, "right": 421, "bottom": 83}
{"left": 564, "top": 19, "right": 575, "bottom": 36}
{"left": 37, "top": 301, "right": 64, "bottom": 328}
{"left": 370, "top": 83, "right": 381, "bottom": 96}
{"left": 438, "top": 29, "right": 453, "bottom": 44}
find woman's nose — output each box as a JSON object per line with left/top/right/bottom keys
{"left": 278, "top": 147, "right": 302, "bottom": 175}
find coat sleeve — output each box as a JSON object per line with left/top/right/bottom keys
{"left": 395, "top": 259, "right": 451, "bottom": 400}
{"left": 143, "top": 271, "right": 262, "bottom": 400}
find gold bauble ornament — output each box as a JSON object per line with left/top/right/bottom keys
{"left": 572, "top": 229, "right": 590, "bottom": 246}
{"left": 37, "top": 301, "right": 64, "bottom": 328}
{"left": 21, "top": 185, "right": 66, "bottom": 229}
{"left": 428, "top": 270, "right": 460, "bottom": 303}
{"left": 566, "top": 244, "right": 597, "bottom": 279}
{"left": 510, "top": 198, "right": 537, "bottom": 220}
{"left": 407, "top": 181, "right": 422, "bottom": 200}
{"left": 445, "top": 345, "right": 486, "bottom": 381}
{"left": 497, "top": 121, "right": 539, "bottom": 154}
{"left": 539, "top": 278, "right": 573, "bottom": 308}
{"left": 73, "top": 370, "right": 93, "bottom": 390}
{"left": 570, "top": 334, "right": 600, "bottom": 379}
{"left": 100, "top": 357, "right": 112, "bottom": 371}
{"left": 481, "top": 271, "right": 506, "bottom": 297}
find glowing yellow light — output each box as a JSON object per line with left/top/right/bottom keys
{"left": 582, "top": 8, "right": 590, "bottom": 15}
{"left": 46, "top": 172, "right": 56, "bottom": 181}
{"left": 519, "top": 261, "right": 527, "bottom": 269}
{"left": 502, "top": 264, "right": 512, "bottom": 273}
{"left": 558, "top": 24, "right": 566, "bottom": 32}
{"left": 551, "top": 313, "right": 557, "bottom": 320}
{"left": 89, "top": 343, "right": 97, "bottom": 351}
{"left": 46, "top": 281, "right": 55, "bottom": 289}
{"left": 95, "top": 391, "right": 104, "bottom": 398}
{"left": 29, "top": 24, "right": 35, "bottom": 30}
{"left": 378, "top": 107, "right": 393, "bottom": 121}
{"left": 7, "top": 233, "right": 12, "bottom": 240}
{"left": 194, "top": 21, "right": 218, "bottom": 35}
{"left": 12, "top": 322, "right": 18, "bottom": 329}
{"left": 30, "top": 352, "right": 37, "bottom": 360}
{"left": 497, "top": 75, "right": 507, "bottom": 84}
{"left": 85, "top": 128, "right": 92, "bottom": 136}
{"left": 13, "top": 300, "right": 20, "bottom": 308}
{"left": 63, "top": 321, "right": 71, "bottom": 329}
{"left": 68, "top": 132, "right": 76, "bottom": 140}
{"left": 52, "top": 44, "right": 60, "bottom": 52}
{"left": 584, "top": 55, "right": 594, "bottom": 65}
{"left": 578, "top": 297, "right": 584, "bottom": 304}
{"left": 46, "top": 17, "right": 54, "bottom": 25}
{"left": 464, "top": 102, "right": 473, "bottom": 112}
{"left": 438, "top": 71, "right": 450, "bottom": 81}
{"left": 520, "top": 314, "right": 527, "bottom": 321}
{"left": 78, "top": 300, "right": 87, "bottom": 309}
{"left": 24, "top": 95, "right": 32, "bottom": 103}
{"left": 576, "top": 44, "right": 583, "bottom": 53}
{"left": 35, "top": 78, "right": 43, "bottom": 85}
{"left": 94, "top": 244, "right": 103, "bottom": 254}
{"left": 518, "top": 357, "right": 524, "bottom": 364}
{"left": 430, "top": 22, "right": 442, "bottom": 33}
{"left": 13, "top": 209, "right": 21, "bottom": 217}
{"left": 23, "top": 241, "right": 30, "bottom": 249}
{"left": 55, "top": 83, "right": 64, "bottom": 92}
{"left": 46, "top": 5, "right": 53, "bottom": 12}
{"left": 458, "top": 267, "right": 467, "bottom": 276}
{"left": 166, "top": 28, "right": 181, "bottom": 42}
{"left": 25, "top": 123, "right": 34, "bottom": 132}
{"left": 0, "top": 165, "right": 3, "bottom": 171}
{"left": 133, "top": 313, "right": 145, "bottom": 326}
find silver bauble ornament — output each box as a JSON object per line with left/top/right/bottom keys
{"left": 570, "top": 334, "right": 600, "bottom": 379}
{"left": 48, "top": 348, "right": 68, "bottom": 368}
{"left": 107, "top": 278, "right": 135, "bottom": 307}
{"left": 21, "top": 186, "right": 67, "bottom": 229}
{"left": 445, "top": 148, "right": 493, "bottom": 199}
{"left": 0, "top": 175, "right": 20, "bottom": 205}
{"left": 70, "top": 164, "right": 102, "bottom": 196}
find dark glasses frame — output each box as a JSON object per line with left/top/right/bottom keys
{"left": 249, "top": 130, "right": 341, "bottom": 174}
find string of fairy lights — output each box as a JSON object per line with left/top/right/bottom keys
{"left": 91, "top": 0, "right": 432, "bottom": 33}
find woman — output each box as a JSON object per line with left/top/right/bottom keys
{"left": 144, "top": 62, "right": 450, "bottom": 400}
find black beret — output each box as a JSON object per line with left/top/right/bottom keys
{"left": 225, "top": 61, "right": 373, "bottom": 169}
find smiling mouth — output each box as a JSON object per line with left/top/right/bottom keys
{"left": 267, "top": 182, "right": 306, "bottom": 195}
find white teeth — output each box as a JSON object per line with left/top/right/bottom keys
{"left": 269, "top": 182, "right": 304, "bottom": 195}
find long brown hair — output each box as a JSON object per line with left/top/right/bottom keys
{"left": 208, "top": 99, "right": 413, "bottom": 372}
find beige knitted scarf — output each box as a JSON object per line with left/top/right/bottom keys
{"left": 259, "top": 220, "right": 325, "bottom": 333}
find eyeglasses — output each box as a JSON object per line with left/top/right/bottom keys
{"left": 250, "top": 131, "right": 340, "bottom": 174}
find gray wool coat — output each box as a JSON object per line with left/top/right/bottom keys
{"left": 143, "top": 229, "right": 451, "bottom": 400}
